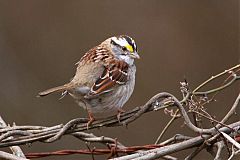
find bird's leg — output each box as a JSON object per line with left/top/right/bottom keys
{"left": 117, "top": 108, "right": 125, "bottom": 123}
{"left": 86, "top": 111, "right": 95, "bottom": 129}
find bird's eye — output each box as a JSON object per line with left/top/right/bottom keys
{"left": 122, "top": 46, "right": 127, "bottom": 51}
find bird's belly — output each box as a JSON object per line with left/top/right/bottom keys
{"left": 88, "top": 86, "right": 132, "bottom": 113}
{"left": 75, "top": 65, "right": 136, "bottom": 118}
{"left": 75, "top": 83, "right": 134, "bottom": 119}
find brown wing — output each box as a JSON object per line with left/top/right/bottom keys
{"left": 85, "top": 60, "right": 129, "bottom": 98}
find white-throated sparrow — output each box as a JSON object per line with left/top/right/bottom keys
{"left": 39, "top": 35, "right": 139, "bottom": 125}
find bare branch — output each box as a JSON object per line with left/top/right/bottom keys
{"left": 110, "top": 121, "right": 240, "bottom": 160}
{"left": 221, "top": 132, "right": 240, "bottom": 149}
{"left": 193, "top": 64, "right": 240, "bottom": 94}
{"left": 0, "top": 151, "right": 28, "bottom": 160}
{"left": 214, "top": 141, "right": 225, "bottom": 160}
{"left": 0, "top": 116, "right": 26, "bottom": 159}
{"left": 221, "top": 93, "right": 240, "bottom": 123}
{"left": 0, "top": 64, "right": 239, "bottom": 160}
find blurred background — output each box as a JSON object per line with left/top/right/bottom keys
{"left": 0, "top": 0, "right": 239, "bottom": 159}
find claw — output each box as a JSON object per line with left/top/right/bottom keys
{"left": 86, "top": 111, "right": 95, "bottom": 130}
{"left": 117, "top": 108, "right": 125, "bottom": 123}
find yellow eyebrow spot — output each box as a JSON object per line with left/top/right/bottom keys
{"left": 126, "top": 44, "right": 133, "bottom": 52}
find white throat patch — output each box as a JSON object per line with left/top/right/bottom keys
{"left": 118, "top": 54, "right": 134, "bottom": 65}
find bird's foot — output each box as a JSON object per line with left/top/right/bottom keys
{"left": 117, "top": 108, "right": 125, "bottom": 123}
{"left": 86, "top": 111, "right": 95, "bottom": 130}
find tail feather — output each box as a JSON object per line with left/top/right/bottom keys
{"left": 38, "top": 84, "right": 70, "bottom": 97}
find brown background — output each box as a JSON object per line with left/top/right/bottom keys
{"left": 0, "top": 1, "right": 239, "bottom": 159}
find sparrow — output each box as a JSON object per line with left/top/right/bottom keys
{"left": 38, "top": 35, "right": 140, "bottom": 126}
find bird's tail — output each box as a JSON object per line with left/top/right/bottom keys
{"left": 38, "top": 84, "right": 71, "bottom": 97}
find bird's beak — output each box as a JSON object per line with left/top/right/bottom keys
{"left": 131, "top": 52, "right": 140, "bottom": 59}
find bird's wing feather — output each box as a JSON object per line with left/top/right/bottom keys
{"left": 85, "top": 60, "right": 129, "bottom": 98}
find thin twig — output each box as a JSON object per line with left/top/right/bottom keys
{"left": 160, "top": 134, "right": 193, "bottom": 146}
{"left": 155, "top": 109, "right": 180, "bottom": 144}
{"left": 193, "top": 64, "right": 240, "bottom": 93}
{"left": 189, "top": 110, "right": 232, "bottom": 130}
{"left": 214, "top": 141, "right": 225, "bottom": 160}
{"left": 221, "top": 93, "right": 240, "bottom": 123}
{"left": 194, "top": 75, "right": 240, "bottom": 95}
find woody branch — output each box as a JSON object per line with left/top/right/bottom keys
{"left": 0, "top": 64, "right": 239, "bottom": 160}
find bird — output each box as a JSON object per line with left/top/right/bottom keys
{"left": 38, "top": 35, "right": 140, "bottom": 126}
